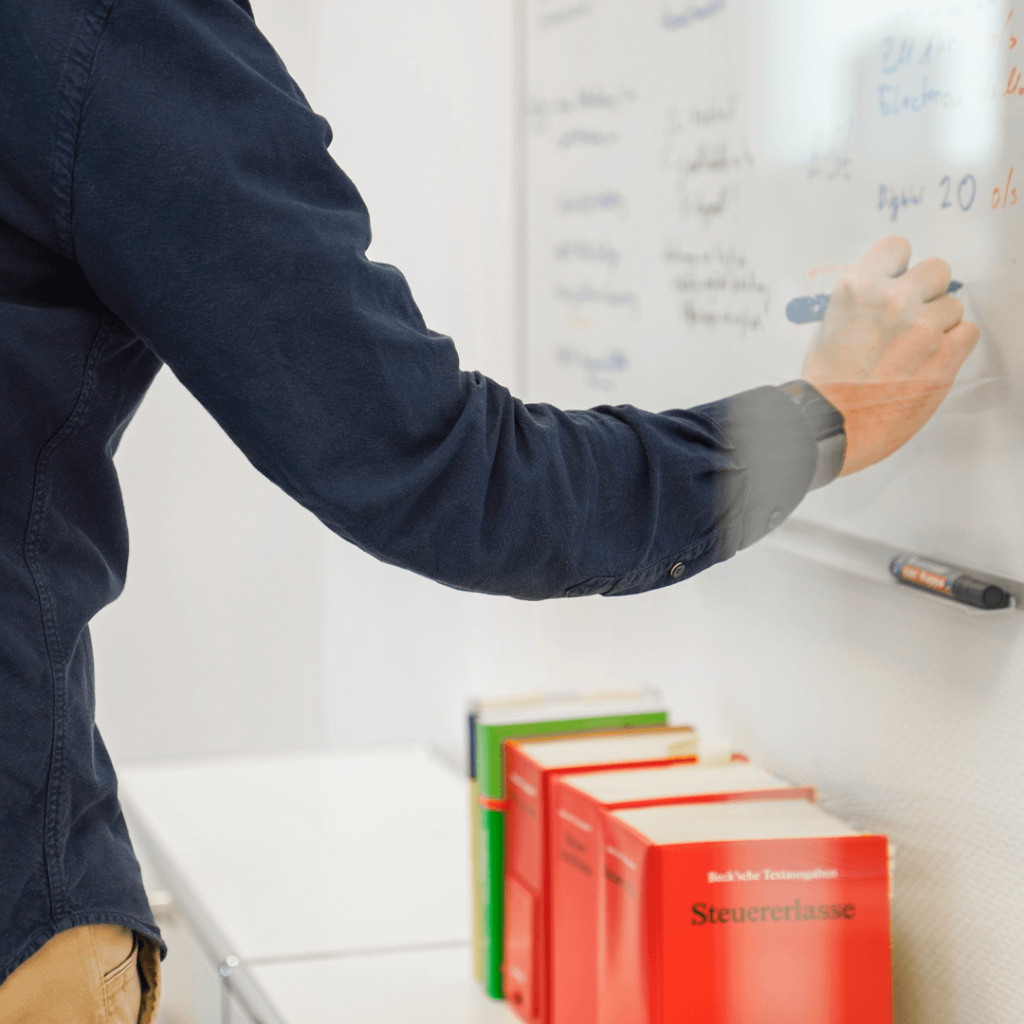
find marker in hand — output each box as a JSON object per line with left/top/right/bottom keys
{"left": 786, "top": 281, "right": 963, "bottom": 324}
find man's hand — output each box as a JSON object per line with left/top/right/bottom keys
{"left": 801, "top": 235, "right": 980, "bottom": 476}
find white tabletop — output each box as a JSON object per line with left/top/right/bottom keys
{"left": 120, "top": 744, "right": 471, "bottom": 962}
{"left": 250, "top": 947, "right": 520, "bottom": 1024}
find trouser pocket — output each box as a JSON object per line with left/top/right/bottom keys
{"left": 100, "top": 929, "right": 142, "bottom": 1024}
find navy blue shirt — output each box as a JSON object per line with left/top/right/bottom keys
{"left": 0, "top": 0, "right": 817, "bottom": 980}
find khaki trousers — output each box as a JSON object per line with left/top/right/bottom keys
{"left": 0, "top": 924, "right": 161, "bottom": 1024}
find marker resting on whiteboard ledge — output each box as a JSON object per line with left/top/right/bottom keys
{"left": 890, "top": 554, "right": 1012, "bottom": 610}
{"left": 786, "top": 281, "right": 963, "bottom": 324}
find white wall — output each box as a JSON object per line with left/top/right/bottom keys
{"left": 659, "top": 543, "right": 1024, "bottom": 1023}
{"left": 90, "top": 369, "right": 325, "bottom": 761}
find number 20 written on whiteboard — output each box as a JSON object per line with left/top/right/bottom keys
{"left": 940, "top": 173, "right": 976, "bottom": 211}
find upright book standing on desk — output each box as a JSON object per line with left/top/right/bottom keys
{"left": 599, "top": 799, "right": 892, "bottom": 1024}
{"left": 544, "top": 762, "right": 816, "bottom": 1024}
{"left": 502, "top": 726, "right": 699, "bottom": 1024}
{"left": 472, "top": 690, "right": 667, "bottom": 997}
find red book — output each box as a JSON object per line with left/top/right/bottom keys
{"left": 502, "top": 726, "right": 699, "bottom": 1024}
{"left": 548, "top": 762, "right": 816, "bottom": 1024}
{"left": 599, "top": 800, "right": 892, "bottom": 1024}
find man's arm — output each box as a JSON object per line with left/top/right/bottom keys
{"left": 67, "top": 0, "right": 973, "bottom": 599}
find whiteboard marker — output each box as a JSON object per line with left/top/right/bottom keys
{"left": 890, "top": 554, "right": 1012, "bottom": 610}
{"left": 786, "top": 281, "right": 963, "bottom": 324}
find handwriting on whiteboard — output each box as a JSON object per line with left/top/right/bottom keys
{"left": 554, "top": 240, "right": 621, "bottom": 267}
{"left": 877, "top": 31, "right": 961, "bottom": 116}
{"left": 536, "top": 1, "right": 593, "bottom": 29}
{"left": 529, "top": 88, "right": 638, "bottom": 137}
{"left": 661, "top": 0, "right": 726, "bottom": 32}
{"left": 876, "top": 170, "right": 1022, "bottom": 220}
{"left": 556, "top": 190, "right": 627, "bottom": 216}
{"left": 664, "top": 244, "right": 770, "bottom": 336}
{"left": 556, "top": 346, "right": 628, "bottom": 391}
{"left": 554, "top": 285, "right": 639, "bottom": 311}
{"left": 807, "top": 120, "right": 853, "bottom": 183}
{"left": 662, "top": 100, "right": 753, "bottom": 226}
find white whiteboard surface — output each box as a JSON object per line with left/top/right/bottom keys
{"left": 524, "top": 0, "right": 1024, "bottom": 579}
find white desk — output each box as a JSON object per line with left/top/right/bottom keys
{"left": 120, "top": 745, "right": 517, "bottom": 1024}
{"left": 249, "top": 948, "right": 516, "bottom": 1024}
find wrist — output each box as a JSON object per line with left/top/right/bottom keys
{"left": 776, "top": 380, "right": 847, "bottom": 490}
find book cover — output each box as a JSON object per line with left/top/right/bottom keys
{"left": 475, "top": 693, "right": 667, "bottom": 998}
{"left": 469, "top": 708, "right": 482, "bottom": 982}
{"left": 548, "top": 762, "right": 816, "bottom": 1024}
{"left": 502, "top": 726, "right": 699, "bottom": 1024}
{"left": 600, "top": 801, "right": 892, "bottom": 1024}
{"left": 469, "top": 692, "right": 562, "bottom": 985}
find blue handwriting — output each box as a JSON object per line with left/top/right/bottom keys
{"left": 878, "top": 184, "right": 924, "bottom": 221}
{"left": 662, "top": 0, "right": 725, "bottom": 31}
{"left": 878, "top": 78, "right": 958, "bottom": 116}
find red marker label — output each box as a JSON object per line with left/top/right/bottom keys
{"left": 898, "top": 563, "right": 952, "bottom": 595}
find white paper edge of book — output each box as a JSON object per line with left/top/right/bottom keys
{"left": 613, "top": 799, "right": 862, "bottom": 845}
{"left": 474, "top": 689, "right": 664, "bottom": 726}
{"left": 565, "top": 762, "right": 793, "bottom": 802}
{"left": 516, "top": 726, "right": 699, "bottom": 769}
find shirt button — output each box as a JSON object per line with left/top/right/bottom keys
{"left": 766, "top": 509, "right": 784, "bottom": 531}
{"left": 669, "top": 561, "right": 686, "bottom": 579}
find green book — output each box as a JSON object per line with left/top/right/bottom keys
{"left": 473, "top": 690, "right": 667, "bottom": 999}
{"left": 468, "top": 691, "right": 564, "bottom": 984}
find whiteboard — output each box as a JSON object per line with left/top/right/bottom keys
{"left": 524, "top": 0, "right": 1024, "bottom": 580}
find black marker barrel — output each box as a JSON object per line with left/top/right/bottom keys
{"left": 890, "top": 555, "right": 1011, "bottom": 610}
{"left": 951, "top": 575, "right": 1011, "bottom": 610}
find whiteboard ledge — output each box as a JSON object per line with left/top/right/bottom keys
{"left": 764, "top": 517, "right": 1022, "bottom": 615}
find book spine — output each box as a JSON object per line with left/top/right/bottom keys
{"left": 648, "top": 849, "right": 663, "bottom": 1024}
{"left": 476, "top": 710, "right": 667, "bottom": 1001}
{"left": 471, "top": 779, "right": 483, "bottom": 982}
{"left": 468, "top": 711, "right": 482, "bottom": 982}
{"left": 598, "top": 814, "right": 653, "bottom": 1024}
{"left": 505, "top": 875, "right": 538, "bottom": 1020}
{"left": 548, "top": 779, "right": 606, "bottom": 1024}
{"left": 504, "top": 747, "right": 547, "bottom": 1022}
{"left": 481, "top": 805, "right": 506, "bottom": 997}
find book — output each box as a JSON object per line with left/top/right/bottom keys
{"left": 469, "top": 692, "right": 560, "bottom": 983}
{"left": 599, "top": 799, "right": 892, "bottom": 1024}
{"left": 468, "top": 706, "right": 481, "bottom": 981}
{"left": 502, "top": 726, "right": 700, "bottom": 1024}
{"left": 472, "top": 689, "right": 668, "bottom": 998}
{"left": 469, "top": 691, "right": 574, "bottom": 982}
{"left": 546, "top": 762, "right": 816, "bottom": 1024}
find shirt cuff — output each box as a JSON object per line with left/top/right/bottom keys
{"left": 693, "top": 385, "right": 820, "bottom": 550}
{"left": 776, "top": 379, "right": 847, "bottom": 491}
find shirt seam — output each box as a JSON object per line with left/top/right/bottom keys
{"left": 21, "top": 316, "right": 112, "bottom": 921}
{"left": 51, "top": 0, "right": 117, "bottom": 261}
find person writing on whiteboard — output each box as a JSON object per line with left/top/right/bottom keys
{"left": 0, "top": 0, "right": 979, "bottom": 1021}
